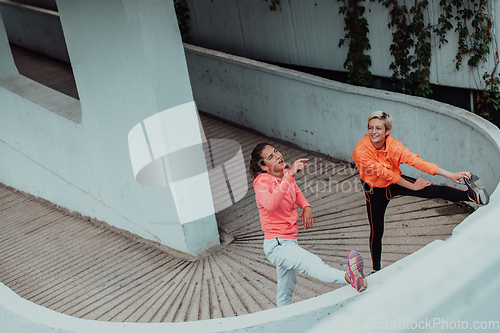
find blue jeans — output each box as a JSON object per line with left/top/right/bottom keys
{"left": 263, "top": 238, "right": 347, "bottom": 307}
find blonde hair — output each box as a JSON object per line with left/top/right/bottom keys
{"left": 368, "top": 111, "right": 393, "bottom": 131}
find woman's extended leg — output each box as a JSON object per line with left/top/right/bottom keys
{"left": 264, "top": 238, "right": 347, "bottom": 306}
{"left": 363, "top": 184, "right": 391, "bottom": 272}
{"left": 390, "top": 175, "right": 470, "bottom": 202}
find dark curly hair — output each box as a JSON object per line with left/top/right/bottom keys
{"left": 249, "top": 142, "right": 271, "bottom": 179}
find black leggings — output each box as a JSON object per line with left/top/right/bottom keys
{"left": 363, "top": 175, "right": 469, "bottom": 271}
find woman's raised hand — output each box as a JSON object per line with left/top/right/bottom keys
{"left": 289, "top": 158, "right": 308, "bottom": 177}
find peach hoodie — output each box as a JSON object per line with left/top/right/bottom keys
{"left": 253, "top": 169, "right": 310, "bottom": 239}
{"left": 352, "top": 134, "right": 439, "bottom": 188}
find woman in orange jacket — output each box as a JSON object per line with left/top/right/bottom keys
{"left": 352, "top": 111, "right": 489, "bottom": 273}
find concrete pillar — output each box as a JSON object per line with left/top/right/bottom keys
{"left": 1, "top": 0, "right": 220, "bottom": 255}
{"left": 0, "top": 12, "right": 17, "bottom": 78}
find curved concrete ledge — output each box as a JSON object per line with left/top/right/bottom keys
{"left": 0, "top": 240, "right": 443, "bottom": 333}
{"left": 185, "top": 43, "right": 500, "bottom": 194}
{"left": 309, "top": 190, "right": 500, "bottom": 332}
{"left": 0, "top": 234, "right": 459, "bottom": 333}
{"left": 0, "top": 274, "right": 356, "bottom": 333}
{"left": 2, "top": 45, "right": 500, "bottom": 331}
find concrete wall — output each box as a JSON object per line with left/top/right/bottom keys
{"left": 186, "top": 0, "right": 500, "bottom": 90}
{"left": 0, "top": 0, "right": 68, "bottom": 62}
{"left": 185, "top": 44, "right": 500, "bottom": 195}
{"left": 11, "top": 0, "right": 58, "bottom": 11}
{"left": 2, "top": 27, "right": 500, "bottom": 333}
{"left": 0, "top": 0, "right": 220, "bottom": 256}
{"left": 4, "top": 0, "right": 499, "bottom": 92}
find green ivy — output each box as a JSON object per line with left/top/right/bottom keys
{"left": 434, "top": 0, "right": 498, "bottom": 119}
{"left": 480, "top": 71, "right": 499, "bottom": 119}
{"left": 263, "top": 0, "right": 281, "bottom": 11}
{"left": 174, "top": 0, "right": 190, "bottom": 42}
{"left": 376, "top": 0, "right": 433, "bottom": 97}
{"left": 338, "top": 0, "right": 373, "bottom": 87}
{"left": 175, "top": 0, "right": 498, "bottom": 119}
{"left": 337, "top": 0, "right": 499, "bottom": 118}
{"left": 434, "top": 0, "right": 454, "bottom": 44}
{"left": 436, "top": 0, "right": 492, "bottom": 70}
{"left": 465, "top": 0, "right": 491, "bottom": 67}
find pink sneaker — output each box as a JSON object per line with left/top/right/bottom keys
{"left": 346, "top": 250, "right": 367, "bottom": 292}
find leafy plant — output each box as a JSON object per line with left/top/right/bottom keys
{"left": 480, "top": 70, "right": 500, "bottom": 119}
{"left": 335, "top": 0, "right": 499, "bottom": 117}
{"left": 338, "top": 0, "right": 373, "bottom": 87}
{"left": 174, "top": 0, "right": 190, "bottom": 42}
{"left": 435, "top": 0, "right": 499, "bottom": 116}
{"left": 377, "top": 0, "right": 433, "bottom": 96}
{"left": 263, "top": 0, "right": 281, "bottom": 11}
{"left": 179, "top": 0, "right": 499, "bottom": 119}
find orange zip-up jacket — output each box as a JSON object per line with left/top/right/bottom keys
{"left": 352, "top": 134, "right": 439, "bottom": 188}
{"left": 253, "top": 169, "right": 310, "bottom": 239}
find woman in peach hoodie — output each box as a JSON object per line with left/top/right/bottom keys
{"left": 250, "top": 142, "right": 366, "bottom": 307}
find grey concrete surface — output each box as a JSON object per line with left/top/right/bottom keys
{"left": 0, "top": 30, "right": 477, "bottom": 330}
{"left": 0, "top": 113, "right": 472, "bottom": 322}
{"left": 0, "top": 0, "right": 221, "bottom": 256}
{"left": 185, "top": 43, "right": 500, "bottom": 197}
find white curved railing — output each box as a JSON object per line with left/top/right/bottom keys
{"left": 2, "top": 45, "right": 499, "bottom": 332}
{"left": 309, "top": 189, "right": 500, "bottom": 332}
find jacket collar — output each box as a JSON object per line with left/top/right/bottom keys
{"left": 364, "top": 133, "right": 393, "bottom": 151}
